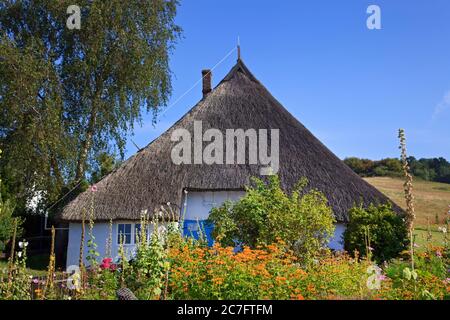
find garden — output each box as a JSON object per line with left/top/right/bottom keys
{"left": 1, "top": 172, "right": 449, "bottom": 300}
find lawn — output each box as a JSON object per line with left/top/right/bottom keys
{"left": 0, "top": 258, "right": 48, "bottom": 277}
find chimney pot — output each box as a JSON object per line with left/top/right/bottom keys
{"left": 202, "top": 69, "right": 212, "bottom": 97}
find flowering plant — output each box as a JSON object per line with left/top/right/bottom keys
{"left": 100, "top": 258, "right": 117, "bottom": 271}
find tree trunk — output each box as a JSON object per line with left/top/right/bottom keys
{"left": 75, "top": 87, "right": 101, "bottom": 182}
{"left": 50, "top": 154, "right": 63, "bottom": 187}
{"left": 75, "top": 113, "right": 96, "bottom": 182}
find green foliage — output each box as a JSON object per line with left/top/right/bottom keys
{"left": 408, "top": 157, "right": 450, "bottom": 184}
{"left": 383, "top": 247, "right": 449, "bottom": 300}
{"left": 90, "top": 152, "right": 120, "bottom": 184}
{"left": 207, "top": 175, "right": 335, "bottom": 263}
{"left": 0, "top": 0, "right": 181, "bottom": 206}
{"left": 0, "top": 242, "right": 31, "bottom": 300}
{"left": 344, "top": 157, "right": 403, "bottom": 178}
{"left": 0, "top": 198, "right": 21, "bottom": 253}
{"left": 81, "top": 268, "right": 119, "bottom": 300}
{"left": 344, "top": 203, "right": 409, "bottom": 262}
{"left": 130, "top": 230, "right": 167, "bottom": 299}
{"left": 0, "top": 149, "right": 22, "bottom": 253}
{"left": 344, "top": 156, "right": 450, "bottom": 183}
{"left": 122, "top": 216, "right": 175, "bottom": 300}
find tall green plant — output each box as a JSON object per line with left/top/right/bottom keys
{"left": 399, "top": 129, "right": 417, "bottom": 274}
{"left": 130, "top": 216, "right": 168, "bottom": 299}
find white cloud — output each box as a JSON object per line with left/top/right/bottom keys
{"left": 433, "top": 90, "right": 450, "bottom": 119}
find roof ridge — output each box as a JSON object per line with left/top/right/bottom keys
{"left": 219, "top": 59, "right": 260, "bottom": 85}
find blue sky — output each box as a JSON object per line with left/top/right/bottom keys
{"left": 125, "top": 0, "right": 450, "bottom": 160}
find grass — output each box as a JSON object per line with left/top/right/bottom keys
{"left": 364, "top": 177, "right": 450, "bottom": 226}
{"left": 413, "top": 228, "right": 445, "bottom": 249}
{"left": 365, "top": 177, "right": 449, "bottom": 249}
{"left": 0, "top": 257, "right": 48, "bottom": 277}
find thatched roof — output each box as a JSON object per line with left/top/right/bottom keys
{"left": 60, "top": 59, "right": 401, "bottom": 223}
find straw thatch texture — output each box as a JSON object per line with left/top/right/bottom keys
{"left": 60, "top": 59, "right": 401, "bottom": 223}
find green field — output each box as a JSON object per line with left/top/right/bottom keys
{"left": 365, "top": 177, "right": 449, "bottom": 249}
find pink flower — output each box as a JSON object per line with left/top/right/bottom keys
{"left": 436, "top": 251, "right": 442, "bottom": 258}
{"left": 413, "top": 243, "right": 420, "bottom": 248}
{"left": 32, "top": 278, "right": 39, "bottom": 284}
{"left": 378, "top": 274, "right": 387, "bottom": 281}
{"left": 91, "top": 185, "right": 98, "bottom": 192}
{"left": 100, "top": 258, "right": 115, "bottom": 270}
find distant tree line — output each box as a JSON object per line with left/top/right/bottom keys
{"left": 344, "top": 157, "right": 450, "bottom": 184}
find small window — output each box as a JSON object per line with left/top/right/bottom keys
{"left": 117, "top": 224, "right": 132, "bottom": 245}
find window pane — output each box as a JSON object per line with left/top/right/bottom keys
{"left": 118, "top": 224, "right": 132, "bottom": 244}
{"left": 135, "top": 224, "right": 141, "bottom": 242}
{"left": 135, "top": 224, "right": 141, "bottom": 233}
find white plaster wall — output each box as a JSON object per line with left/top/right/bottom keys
{"left": 66, "top": 221, "right": 171, "bottom": 268}
{"left": 329, "top": 223, "right": 346, "bottom": 251}
{"left": 182, "top": 190, "right": 245, "bottom": 221}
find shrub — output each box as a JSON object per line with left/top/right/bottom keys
{"left": 344, "top": 203, "right": 409, "bottom": 263}
{"left": 207, "top": 175, "right": 335, "bottom": 264}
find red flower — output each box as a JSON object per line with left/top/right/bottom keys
{"left": 100, "top": 257, "right": 113, "bottom": 270}
{"left": 91, "top": 185, "right": 98, "bottom": 192}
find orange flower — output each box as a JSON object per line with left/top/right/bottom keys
{"left": 306, "top": 284, "right": 316, "bottom": 293}
{"left": 290, "top": 293, "right": 305, "bottom": 300}
{"left": 212, "top": 277, "right": 224, "bottom": 285}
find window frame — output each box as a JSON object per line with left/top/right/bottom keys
{"left": 117, "top": 223, "right": 133, "bottom": 245}
{"left": 116, "top": 222, "right": 149, "bottom": 245}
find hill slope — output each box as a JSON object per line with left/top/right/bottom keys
{"left": 364, "top": 177, "right": 450, "bottom": 226}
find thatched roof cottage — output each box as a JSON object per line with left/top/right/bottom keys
{"left": 61, "top": 58, "right": 398, "bottom": 267}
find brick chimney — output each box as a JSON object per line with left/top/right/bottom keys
{"left": 202, "top": 69, "right": 212, "bottom": 97}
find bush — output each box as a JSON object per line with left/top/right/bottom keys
{"left": 343, "top": 203, "right": 409, "bottom": 263}
{"left": 207, "top": 175, "right": 335, "bottom": 264}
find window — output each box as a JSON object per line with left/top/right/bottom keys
{"left": 117, "top": 224, "right": 132, "bottom": 245}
